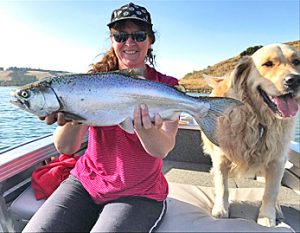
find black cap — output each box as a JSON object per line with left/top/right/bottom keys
{"left": 107, "top": 2, "right": 152, "bottom": 27}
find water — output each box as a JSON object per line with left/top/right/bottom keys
{"left": 0, "top": 86, "right": 56, "bottom": 152}
{"left": 0, "top": 87, "right": 299, "bottom": 153}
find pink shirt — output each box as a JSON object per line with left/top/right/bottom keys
{"left": 71, "top": 66, "right": 178, "bottom": 204}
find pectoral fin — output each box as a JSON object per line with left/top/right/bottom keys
{"left": 63, "top": 112, "right": 87, "bottom": 122}
{"left": 119, "top": 117, "right": 134, "bottom": 134}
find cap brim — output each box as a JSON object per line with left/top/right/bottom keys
{"left": 107, "top": 17, "right": 152, "bottom": 27}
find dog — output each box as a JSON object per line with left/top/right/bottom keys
{"left": 201, "top": 43, "right": 300, "bottom": 227}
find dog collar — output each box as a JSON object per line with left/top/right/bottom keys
{"left": 258, "top": 123, "right": 266, "bottom": 139}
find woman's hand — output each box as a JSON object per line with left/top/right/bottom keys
{"left": 38, "top": 112, "right": 80, "bottom": 126}
{"left": 133, "top": 104, "right": 179, "bottom": 158}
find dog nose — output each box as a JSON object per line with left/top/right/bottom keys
{"left": 284, "top": 74, "right": 300, "bottom": 90}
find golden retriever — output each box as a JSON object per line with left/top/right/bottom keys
{"left": 201, "top": 43, "right": 300, "bottom": 227}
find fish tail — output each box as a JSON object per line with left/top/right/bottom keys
{"left": 193, "top": 97, "right": 242, "bottom": 146}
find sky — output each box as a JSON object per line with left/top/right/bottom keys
{"left": 0, "top": 0, "right": 299, "bottom": 79}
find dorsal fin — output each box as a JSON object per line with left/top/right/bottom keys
{"left": 118, "top": 68, "right": 146, "bottom": 79}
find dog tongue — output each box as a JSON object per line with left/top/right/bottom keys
{"left": 272, "top": 96, "right": 298, "bottom": 117}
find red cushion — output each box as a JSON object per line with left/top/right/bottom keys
{"left": 31, "top": 154, "right": 80, "bottom": 200}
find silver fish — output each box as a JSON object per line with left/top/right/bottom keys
{"left": 10, "top": 71, "right": 242, "bottom": 145}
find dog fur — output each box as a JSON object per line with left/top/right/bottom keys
{"left": 201, "top": 43, "right": 300, "bottom": 227}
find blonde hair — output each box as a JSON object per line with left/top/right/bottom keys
{"left": 90, "top": 20, "right": 156, "bottom": 73}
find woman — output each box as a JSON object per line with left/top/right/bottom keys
{"left": 23, "top": 2, "right": 179, "bottom": 232}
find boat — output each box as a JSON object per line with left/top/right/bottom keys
{"left": 0, "top": 117, "right": 299, "bottom": 232}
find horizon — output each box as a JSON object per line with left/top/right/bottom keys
{"left": 0, "top": 0, "right": 299, "bottom": 79}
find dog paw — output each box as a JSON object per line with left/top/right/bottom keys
{"left": 211, "top": 205, "right": 229, "bottom": 218}
{"left": 257, "top": 216, "right": 276, "bottom": 227}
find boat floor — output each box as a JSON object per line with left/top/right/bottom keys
{"left": 163, "top": 160, "right": 300, "bottom": 211}
{"left": 163, "top": 160, "right": 300, "bottom": 232}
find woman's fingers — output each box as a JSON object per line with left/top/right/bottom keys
{"left": 57, "top": 112, "right": 67, "bottom": 126}
{"left": 38, "top": 112, "right": 71, "bottom": 126}
{"left": 134, "top": 104, "right": 152, "bottom": 130}
{"left": 154, "top": 113, "right": 163, "bottom": 129}
{"left": 134, "top": 104, "right": 163, "bottom": 130}
{"left": 134, "top": 105, "right": 142, "bottom": 129}
{"left": 140, "top": 104, "right": 152, "bottom": 129}
{"left": 44, "top": 114, "right": 57, "bottom": 125}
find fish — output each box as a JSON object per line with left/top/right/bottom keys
{"left": 10, "top": 71, "right": 243, "bottom": 146}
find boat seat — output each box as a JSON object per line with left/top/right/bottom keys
{"left": 9, "top": 182, "right": 298, "bottom": 232}
{"left": 9, "top": 186, "right": 45, "bottom": 225}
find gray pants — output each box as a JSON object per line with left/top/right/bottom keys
{"left": 23, "top": 176, "right": 167, "bottom": 232}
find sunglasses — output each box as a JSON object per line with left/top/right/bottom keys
{"left": 112, "top": 31, "right": 147, "bottom": 43}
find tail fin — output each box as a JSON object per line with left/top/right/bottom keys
{"left": 194, "top": 97, "right": 243, "bottom": 146}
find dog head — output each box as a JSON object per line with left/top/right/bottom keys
{"left": 232, "top": 43, "right": 300, "bottom": 119}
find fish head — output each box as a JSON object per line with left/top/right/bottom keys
{"left": 10, "top": 84, "right": 61, "bottom": 117}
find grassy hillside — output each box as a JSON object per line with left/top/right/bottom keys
{"left": 179, "top": 40, "right": 300, "bottom": 92}
{"left": 0, "top": 68, "right": 69, "bottom": 86}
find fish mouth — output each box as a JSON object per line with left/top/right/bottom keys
{"left": 257, "top": 86, "right": 299, "bottom": 118}
{"left": 10, "top": 98, "right": 30, "bottom": 109}
{"left": 10, "top": 91, "right": 30, "bottom": 109}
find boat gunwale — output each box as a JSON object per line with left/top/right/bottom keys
{"left": 0, "top": 134, "right": 88, "bottom": 183}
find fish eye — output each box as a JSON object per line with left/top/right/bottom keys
{"left": 19, "top": 90, "right": 30, "bottom": 98}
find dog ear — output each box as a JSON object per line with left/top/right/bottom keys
{"left": 202, "top": 74, "right": 225, "bottom": 88}
{"left": 202, "top": 74, "right": 225, "bottom": 89}
{"left": 231, "top": 56, "right": 253, "bottom": 92}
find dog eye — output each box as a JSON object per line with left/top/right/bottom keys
{"left": 292, "top": 59, "right": 300, "bottom": 66}
{"left": 262, "top": 61, "right": 273, "bottom": 67}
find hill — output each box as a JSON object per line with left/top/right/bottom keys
{"left": 0, "top": 67, "right": 69, "bottom": 86}
{"left": 179, "top": 40, "right": 300, "bottom": 92}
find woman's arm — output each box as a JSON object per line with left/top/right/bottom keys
{"left": 39, "top": 112, "right": 88, "bottom": 155}
{"left": 134, "top": 104, "right": 179, "bottom": 159}
{"left": 53, "top": 123, "right": 88, "bottom": 155}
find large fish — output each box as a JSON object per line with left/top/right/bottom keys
{"left": 10, "top": 71, "right": 242, "bottom": 145}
